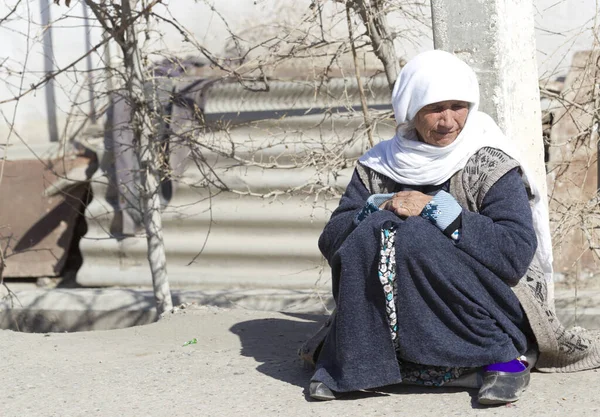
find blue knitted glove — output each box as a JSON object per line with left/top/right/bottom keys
{"left": 420, "top": 190, "right": 462, "bottom": 240}
{"left": 355, "top": 193, "right": 394, "bottom": 225}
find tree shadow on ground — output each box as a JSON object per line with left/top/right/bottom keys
{"left": 0, "top": 288, "right": 155, "bottom": 333}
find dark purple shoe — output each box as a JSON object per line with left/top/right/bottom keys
{"left": 484, "top": 359, "right": 527, "bottom": 373}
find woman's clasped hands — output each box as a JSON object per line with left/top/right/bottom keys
{"left": 379, "top": 191, "right": 433, "bottom": 218}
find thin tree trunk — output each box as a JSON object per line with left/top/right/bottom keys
{"left": 121, "top": 0, "right": 173, "bottom": 315}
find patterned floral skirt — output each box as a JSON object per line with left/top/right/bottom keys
{"left": 379, "top": 227, "right": 477, "bottom": 386}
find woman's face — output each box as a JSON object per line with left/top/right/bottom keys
{"left": 413, "top": 100, "right": 469, "bottom": 147}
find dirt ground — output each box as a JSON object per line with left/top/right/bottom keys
{"left": 1, "top": 305, "right": 599, "bottom": 417}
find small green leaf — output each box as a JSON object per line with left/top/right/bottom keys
{"left": 182, "top": 338, "right": 198, "bottom": 347}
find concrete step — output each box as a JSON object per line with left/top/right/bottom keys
{"left": 0, "top": 287, "right": 334, "bottom": 332}
{"left": 2, "top": 286, "right": 599, "bottom": 333}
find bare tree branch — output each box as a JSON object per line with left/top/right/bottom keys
{"left": 0, "top": 0, "right": 22, "bottom": 25}
{"left": 346, "top": 2, "right": 374, "bottom": 147}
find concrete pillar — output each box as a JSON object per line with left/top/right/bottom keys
{"left": 430, "top": 0, "right": 546, "bottom": 193}
{"left": 430, "top": 0, "right": 553, "bottom": 302}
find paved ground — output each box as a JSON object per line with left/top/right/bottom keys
{"left": 2, "top": 304, "right": 600, "bottom": 417}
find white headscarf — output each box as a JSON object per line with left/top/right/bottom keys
{"left": 359, "top": 50, "right": 554, "bottom": 299}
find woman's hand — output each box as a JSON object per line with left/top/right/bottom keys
{"left": 380, "top": 191, "right": 433, "bottom": 218}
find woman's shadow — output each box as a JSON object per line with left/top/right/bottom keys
{"left": 229, "top": 312, "right": 323, "bottom": 389}
{"left": 230, "top": 313, "right": 483, "bottom": 406}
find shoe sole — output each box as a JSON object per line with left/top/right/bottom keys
{"left": 309, "top": 382, "right": 336, "bottom": 401}
{"left": 477, "top": 370, "right": 530, "bottom": 405}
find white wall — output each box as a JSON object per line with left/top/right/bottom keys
{"left": 0, "top": 0, "right": 597, "bottom": 151}
{"left": 1, "top": 1, "right": 96, "bottom": 150}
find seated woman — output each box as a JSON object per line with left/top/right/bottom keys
{"left": 305, "top": 50, "right": 600, "bottom": 405}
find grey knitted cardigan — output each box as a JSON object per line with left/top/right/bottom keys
{"left": 354, "top": 147, "right": 600, "bottom": 373}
